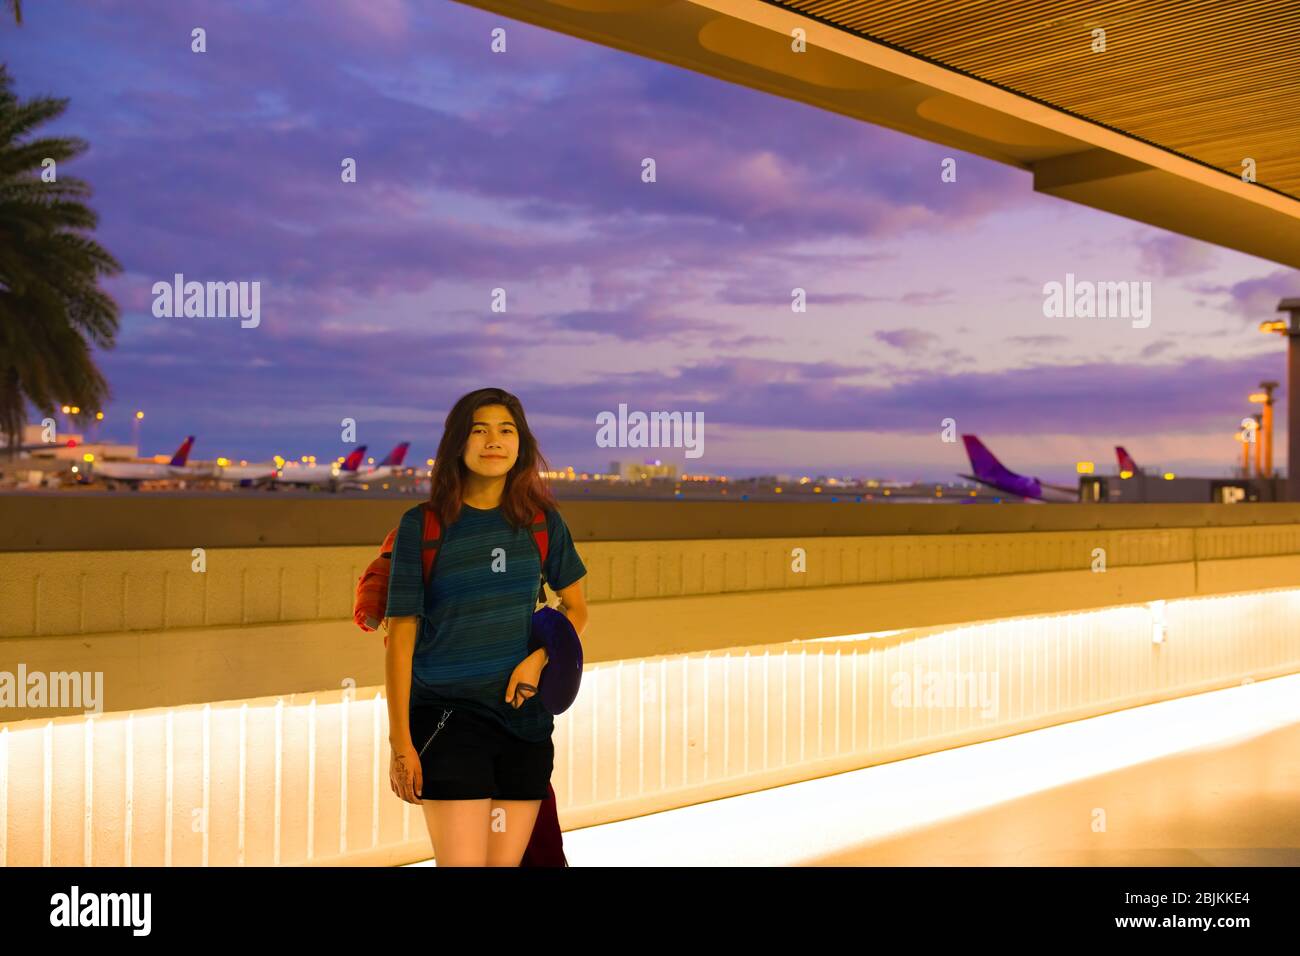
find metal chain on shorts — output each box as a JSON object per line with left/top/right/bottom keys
{"left": 417, "top": 708, "right": 454, "bottom": 757}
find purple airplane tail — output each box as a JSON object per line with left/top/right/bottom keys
{"left": 960, "top": 434, "right": 1044, "bottom": 499}
{"left": 341, "top": 446, "right": 368, "bottom": 472}
{"left": 962, "top": 435, "right": 1017, "bottom": 486}
{"left": 169, "top": 436, "right": 196, "bottom": 467}
{"left": 379, "top": 442, "right": 410, "bottom": 467}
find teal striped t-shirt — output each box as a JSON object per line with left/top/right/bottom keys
{"left": 385, "top": 501, "right": 587, "bottom": 743}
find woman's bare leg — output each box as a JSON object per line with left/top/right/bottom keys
{"left": 485, "top": 800, "right": 543, "bottom": 866}
{"left": 421, "top": 799, "right": 492, "bottom": 866}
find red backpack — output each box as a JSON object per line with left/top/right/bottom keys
{"left": 353, "top": 501, "right": 568, "bottom": 867}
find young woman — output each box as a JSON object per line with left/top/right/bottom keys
{"left": 383, "top": 388, "right": 588, "bottom": 866}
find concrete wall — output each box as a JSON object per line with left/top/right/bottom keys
{"left": 2, "top": 497, "right": 1299, "bottom": 865}
{"left": 3, "top": 498, "right": 1300, "bottom": 718}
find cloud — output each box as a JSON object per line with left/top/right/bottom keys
{"left": 1140, "top": 339, "right": 1177, "bottom": 359}
{"left": 1201, "top": 269, "right": 1300, "bottom": 320}
{"left": 875, "top": 329, "right": 940, "bottom": 353}
{"left": 1136, "top": 233, "right": 1217, "bottom": 278}
{"left": 899, "top": 288, "right": 955, "bottom": 306}
{"left": 1007, "top": 334, "right": 1069, "bottom": 347}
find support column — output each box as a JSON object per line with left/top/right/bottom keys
{"left": 1279, "top": 300, "right": 1300, "bottom": 502}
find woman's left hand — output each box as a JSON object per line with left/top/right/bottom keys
{"left": 505, "top": 648, "right": 547, "bottom": 709}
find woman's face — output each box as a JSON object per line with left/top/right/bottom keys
{"left": 462, "top": 403, "right": 520, "bottom": 479}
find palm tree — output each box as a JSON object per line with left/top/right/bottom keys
{"left": 0, "top": 64, "right": 120, "bottom": 454}
{"left": 5, "top": 0, "right": 20, "bottom": 25}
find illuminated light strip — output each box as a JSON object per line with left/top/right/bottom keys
{"left": 42, "top": 722, "right": 51, "bottom": 866}
{"left": 164, "top": 711, "right": 172, "bottom": 866}
{"left": 307, "top": 697, "right": 316, "bottom": 861}
{"left": 636, "top": 659, "right": 645, "bottom": 794}
{"left": 238, "top": 703, "right": 247, "bottom": 866}
{"left": 4, "top": 587, "right": 1296, "bottom": 866}
{"left": 202, "top": 704, "right": 211, "bottom": 867}
{"left": 615, "top": 660, "right": 622, "bottom": 801}
{"left": 371, "top": 692, "right": 381, "bottom": 849}
{"left": 340, "top": 689, "right": 349, "bottom": 856}
{"left": 273, "top": 698, "right": 283, "bottom": 866}
{"left": 84, "top": 716, "right": 93, "bottom": 865}
{"left": 125, "top": 715, "right": 133, "bottom": 866}
{"left": 0, "top": 727, "right": 6, "bottom": 867}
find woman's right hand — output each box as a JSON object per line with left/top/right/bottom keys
{"left": 390, "top": 741, "right": 423, "bottom": 804}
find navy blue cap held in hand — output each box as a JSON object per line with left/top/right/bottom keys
{"left": 527, "top": 606, "right": 583, "bottom": 715}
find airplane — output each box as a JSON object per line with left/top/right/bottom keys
{"left": 340, "top": 442, "right": 411, "bottom": 487}
{"left": 88, "top": 436, "right": 209, "bottom": 488}
{"left": 274, "top": 446, "right": 367, "bottom": 491}
{"left": 212, "top": 458, "right": 281, "bottom": 488}
{"left": 959, "top": 435, "right": 1079, "bottom": 502}
{"left": 1115, "top": 446, "right": 1140, "bottom": 478}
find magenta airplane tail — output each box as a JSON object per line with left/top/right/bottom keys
{"left": 961, "top": 434, "right": 1018, "bottom": 486}
{"left": 169, "top": 436, "right": 196, "bottom": 467}
{"left": 1115, "top": 446, "right": 1138, "bottom": 474}
{"left": 379, "top": 442, "right": 410, "bottom": 467}
{"left": 341, "top": 446, "right": 367, "bottom": 471}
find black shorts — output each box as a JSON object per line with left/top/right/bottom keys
{"left": 409, "top": 704, "right": 554, "bottom": 801}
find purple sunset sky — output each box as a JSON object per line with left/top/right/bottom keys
{"left": 7, "top": 0, "right": 1298, "bottom": 481}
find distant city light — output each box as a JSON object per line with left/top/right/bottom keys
{"left": 1163, "top": 472, "right": 1176, "bottom": 480}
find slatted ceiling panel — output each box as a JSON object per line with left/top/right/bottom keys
{"left": 770, "top": 0, "right": 1300, "bottom": 200}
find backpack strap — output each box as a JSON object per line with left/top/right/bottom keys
{"left": 421, "top": 503, "right": 550, "bottom": 603}
{"left": 420, "top": 502, "right": 442, "bottom": 587}
{"left": 529, "top": 509, "right": 549, "bottom": 605}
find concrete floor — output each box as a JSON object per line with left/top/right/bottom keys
{"left": 560, "top": 673, "right": 1300, "bottom": 866}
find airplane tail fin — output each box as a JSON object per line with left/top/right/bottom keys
{"left": 961, "top": 434, "right": 1016, "bottom": 485}
{"left": 341, "top": 446, "right": 367, "bottom": 472}
{"left": 170, "top": 436, "right": 196, "bottom": 467}
{"left": 1116, "top": 446, "right": 1138, "bottom": 475}
{"left": 379, "top": 442, "right": 410, "bottom": 467}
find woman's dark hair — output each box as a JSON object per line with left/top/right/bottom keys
{"left": 429, "top": 387, "right": 557, "bottom": 531}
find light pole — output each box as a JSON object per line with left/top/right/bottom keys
{"left": 1254, "top": 412, "right": 1264, "bottom": 480}
{"left": 1258, "top": 381, "right": 1279, "bottom": 478}
{"left": 1260, "top": 300, "right": 1300, "bottom": 500}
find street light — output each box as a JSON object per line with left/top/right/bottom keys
{"left": 1250, "top": 382, "right": 1279, "bottom": 479}
{"left": 1262, "top": 300, "right": 1300, "bottom": 500}
{"left": 1254, "top": 413, "right": 1264, "bottom": 479}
